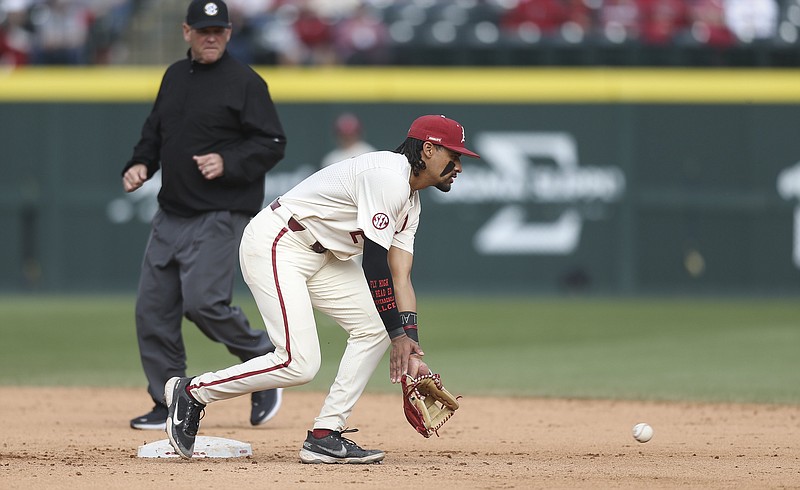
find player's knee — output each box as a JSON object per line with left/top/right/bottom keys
{"left": 291, "top": 368, "right": 318, "bottom": 386}
{"left": 285, "top": 351, "right": 321, "bottom": 385}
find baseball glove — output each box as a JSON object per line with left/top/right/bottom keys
{"left": 401, "top": 372, "right": 460, "bottom": 438}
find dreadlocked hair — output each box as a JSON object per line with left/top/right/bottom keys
{"left": 394, "top": 138, "right": 427, "bottom": 176}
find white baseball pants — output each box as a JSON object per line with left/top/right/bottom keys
{"left": 187, "top": 204, "right": 391, "bottom": 431}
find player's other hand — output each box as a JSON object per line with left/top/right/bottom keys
{"left": 389, "top": 335, "right": 425, "bottom": 384}
{"left": 123, "top": 163, "right": 148, "bottom": 192}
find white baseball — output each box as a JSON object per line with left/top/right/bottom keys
{"left": 632, "top": 423, "right": 653, "bottom": 443}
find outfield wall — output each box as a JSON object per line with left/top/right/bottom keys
{"left": 2, "top": 68, "right": 800, "bottom": 294}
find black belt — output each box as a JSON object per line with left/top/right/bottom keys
{"left": 269, "top": 199, "right": 327, "bottom": 254}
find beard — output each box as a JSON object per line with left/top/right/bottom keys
{"left": 436, "top": 161, "right": 456, "bottom": 192}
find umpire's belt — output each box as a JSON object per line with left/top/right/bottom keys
{"left": 269, "top": 199, "right": 327, "bottom": 254}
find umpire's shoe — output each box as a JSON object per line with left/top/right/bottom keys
{"left": 129, "top": 402, "right": 168, "bottom": 430}
{"left": 250, "top": 388, "right": 283, "bottom": 426}
{"left": 165, "top": 377, "right": 205, "bottom": 459}
{"left": 299, "top": 428, "right": 385, "bottom": 464}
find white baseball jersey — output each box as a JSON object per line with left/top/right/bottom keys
{"left": 279, "top": 151, "right": 421, "bottom": 260}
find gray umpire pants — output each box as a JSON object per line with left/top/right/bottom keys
{"left": 135, "top": 209, "right": 275, "bottom": 405}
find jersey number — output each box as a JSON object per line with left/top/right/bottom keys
{"left": 350, "top": 230, "right": 365, "bottom": 244}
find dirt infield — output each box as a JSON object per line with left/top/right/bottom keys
{"left": 1, "top": 387, "right": 798, "bottom": 489}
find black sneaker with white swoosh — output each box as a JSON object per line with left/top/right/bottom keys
{"left": 164, "top": 376, "right": 205, "bottom": 459}
{"left": 299, "top": 428, "right": 385, "bottom": 464}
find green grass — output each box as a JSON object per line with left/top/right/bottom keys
{"left": 1, "top": 295, "right": 798, "bottom": 404}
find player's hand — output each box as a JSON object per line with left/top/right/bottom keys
{"left": 122, "top": 163, "right": 148, "bottom": 192}
{"left": 194, "top": 153, "right": 224, "bottom": 180}
{"left": 389, "top": 335, "right": 425, "bottom": 384}
{"left": 407, "top": 354, "right": 430, "bottom": 380}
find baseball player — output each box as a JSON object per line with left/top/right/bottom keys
{"left": 164, "top": 115, "right": 480, "bottom": 463}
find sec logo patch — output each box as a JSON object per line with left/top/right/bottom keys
{"left": 204, "top": 3, "right": 219, "bottom": 15}
{"left": 372, "top": 213, "right": 389, "bottom": 230}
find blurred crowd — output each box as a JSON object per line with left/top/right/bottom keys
{"left": 217, "top": 0, "right": 796, "bottom": 66}
{"left": 1, "top": 0, "right": 797, "bottom": 67}
{"left": 0, "top": 0, "right": 140, "bottom": 65}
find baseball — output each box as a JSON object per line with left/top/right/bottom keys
{"left": 632, "top": 423, "right": 654, "bottom": 443}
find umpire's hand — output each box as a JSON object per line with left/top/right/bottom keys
{"left": 194, "top": 153, "right": 224, "bottom": 180}
{"left": 123, "top": 163, "right": 148, "bottom": 192}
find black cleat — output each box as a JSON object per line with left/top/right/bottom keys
{"left": 164, "top": 377, "right": 205, "bottom": 459}
{"left": 299, "top": 428, "right": 384, "bottom": 464}
{"left": 130, "top": 402, "right": 168, "bottom": 430}
{"left": 250, "top": 388, "right": 283, "bottom": 426}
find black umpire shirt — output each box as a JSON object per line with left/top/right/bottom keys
{"left": 124, "top": 50, "right": 286, "bottom": 217}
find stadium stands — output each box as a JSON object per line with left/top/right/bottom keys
{"left": 2, "top": 0, "right": 799, "bottom": 67}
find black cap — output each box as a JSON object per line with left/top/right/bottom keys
{"left": 186, "top": 0, "right": 230, "bottom": 29}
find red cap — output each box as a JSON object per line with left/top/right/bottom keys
{"left": 407, "top": 115, "right": 480, "bottom": 158}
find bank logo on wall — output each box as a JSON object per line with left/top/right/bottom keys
{"left": 105, "top": 132, "right": 626, "bottom": 258}
{"left": 105, "top": 166, "right": 315, "bottom": 225}
{"left": 777, "top": 162, "right": 800, "bottom": 268}
{"left": 433, "top": 132, "right": 626, "bottom": 255}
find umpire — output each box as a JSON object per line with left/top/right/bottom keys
{"left": 121, "top": 0, "right": 287, "bottom": 430}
